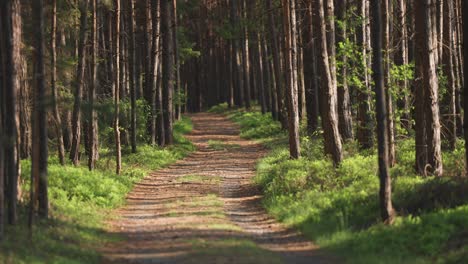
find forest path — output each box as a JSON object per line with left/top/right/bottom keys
{"left": 101, "top": 113, "right": 334, "bottom": 264}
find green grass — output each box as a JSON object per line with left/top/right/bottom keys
{"left": 187, "top": 238, "right": 282, "bottom": 264}
{"left": 176, "top": 174, "right": 222, "bottom": 184}
{"left": 207, "top": 140, "right": 241, "bottom": 151}
{"left": 0, "top": 116, "right": 194, "bottom": 264}
{"left": 212, "top": 103, "right": 468, "bottom": 264}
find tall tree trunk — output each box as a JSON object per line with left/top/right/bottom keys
{"left": 442, "top": 0, "right": 456, "bottom": 151}
{"left": 88, "top": 0, "right": 99, "bottom": 169}
{"left": 415, "top": 0, "right": 443, "bottom": 176}
{"left": 172, "top": 0, "right": 181, "bottom": 120}
{"left": 336, "top": 0, "right": 354, "bottom": 141}
{"left": 303, "top": 0, "right": 319, "bottom": 135}
{"left": 50, "top": 0, "right": 65, "bottom": 165}
{"left": 383, "top": 0, "right": 396, "bottom": 166}
{"left": 129, "top": 0, "right": 137, "bottom": 153}
{"left": 394, "top": 0, "right": 410, "bottom": 132}
{"left": 144, "top": 0, "right": 156, "bottom": 144}
{"left": 463, "top": 0, "right": 468, "bottom": 176}
{"left": 370, "top": 0, "right": 395, "bottom": 225}
{"left": 356, "top": 0, "right": 374, "bottom": 149}
{"left": 1, "top": 0, "right": 21, "bottom": 225}
{"left": 114, "top": 0, "right": 122, "bottom": 175}
{"left": 31, "top": 0, "right": 48, "bottom": 219}
{"left": 69, "top": 1, "right": 89, "bottom": 165}
{"left": 313, "top": 0, "right": 343, "bottom": 165}
{"left": 161, "top": 0, "right": 174, "bottom": 144}
{"left": 241, "top": 0, "right": 251, "bottom": 109}
{"left": 267, "top": 0, "right": 286, "bottom": 125}
{"left": 282, "top": 0, "right": 301, "bottom": 159}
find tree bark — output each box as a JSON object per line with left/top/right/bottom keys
{"left": 303, "top": 1, "right": 319, "bottom": 135}
{"left": 370, "top": 0, "right": 395, "bottom": 224}
{"left": 415, "top": 0, "right": 443, "bottom": 176}
{"left": 312, "top": 0, "right": 343, "bottom": 165}
{"left": 282, "top": 0, "right": 301, "bottom": 159}
{"left": 31, "top": 0, "right": 48, "bottom": 219}
{"left": 69, "top": 1, "right": 89, "bottom": 165}
{"left": 335, "top": 0, "right": 354, "bottom": 141}
{"left": 88, "top": 0, "right": 99, "bottom": 169}
{"left": 129, "top": 0, "right": 137, "bottom": 153}
{"left": 114, "top": 0, "right": 122, "bottom": 175}
{"left": 0, "top": 0, "right": 21, "bottom": 224}
{"left": 161, "top": 0, "right": 174, "bottom": 144}
{"left": 463, "top": 0, "right": 468, "bottom": 176}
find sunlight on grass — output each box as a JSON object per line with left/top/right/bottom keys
{"left": 210, "top": 104, "right": 468, "bottom": 264}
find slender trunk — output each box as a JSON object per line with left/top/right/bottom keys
{"left": 303, "top": 1, "right": 319, "bottom": 135}
{"left": 70, "top": 1, "right": 89, "bottom": 165}
{"left": 336, "top": 0, "right": 354, "bottom": 140}
{"left": 114, "top": 0, "right": 122, "bottom": 175}
{"left": 31, "top": 0, "right": 48, "bottom": 219}
{"left": 442, "top": 0, "right": 456, "bottom": 151}
{"left": 370, "top": 0, "right": 395, "bottom": 224}
{"left": 50, "top": 0, "right": 65, "bottom": 165}
{"left": 383, "top": 0, "right": 395, "bottom": 166}
{"left": 172, "top": 0, "right": 181, "bottom": 120}
{"left": 267, "top": 0, "right": 285, "bottom": 125}
{"left": 463, "top": 0, "right": 468, "bottom": 176}
{"left": 129, "top": 0, "right": 137, "bottom": 153}
{"left": 313, "top": 0, "right": 343, "bottom": 165}
{"left": 161, "top": 0, "right": 174, "bottom": 144}
{"left": 282, "top": 0, "right": 301, "bottom": 159}
{"left": 88, "top": 0, "right": 99, "bottom": 169}
{"left": 241, "top": 0, "right": 251, "bottom": 109}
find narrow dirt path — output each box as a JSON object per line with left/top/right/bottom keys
{"left": 101, "top": 113, "right": 334, "bottom": 264}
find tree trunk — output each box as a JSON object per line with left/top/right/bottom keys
{"left": 114, "top": 0, "right": 122, "bottom": 175}
{"left": 161, "top": 0, "right": 174, "bottom": 144}
{"left": 415, "top": 0, "right": 443, "bottom": 176}
{"left": 303, "top": 0, "right": 319, "bottom": 135}
{"left": 335, "top": 0, "right": 354, "bottom": 141}
{"left": 144, "top": 0, "right": 156, "bottom": 144}
{"left": 442, "top": 0, "right": 456, "bottom": 151}
{"left": 69, "top": 1, "right": 89, "bottom": 165}
{"left": 313, "top": 0, "right": 343, "bottom": 165}
{"left": 129, "top": 0, "right": 137, "bottom": 153}
{"left": 282, "top": 0, "right": 301, "bottom": 159}
{"left": 383, "top": 0, "right": 395, "bottom": 166}
{"left": 463, "top": 0, "right": 468, "bottom": 176}
{"left": 267, "top": 0, "right": 286, "bottom": 125}
{"left": 88, "top": 0, "right": 99, "bottom": 169}
{"left": 31, "top": 0, "right": 48, "bottom": 219}
{"left": 370, "top": 0, "right": 395, "bottom": 224}
{"left": 356, "top": 0, "right": 374, "bottom": 150}
{"left": 50, "top": 0, "right": 65, "bottom": 165}
{"left": 1, "top": 0, "right": 21, "bottom": 224}
{"left": 241, "top": 0, "right": 251, "bottom": 109}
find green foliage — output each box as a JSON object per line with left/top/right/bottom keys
{"left": 212, "top": 104, "right": 468, "bottom": 263}
{"left": 0, "top": 117, "right": 194, "bottom": 263}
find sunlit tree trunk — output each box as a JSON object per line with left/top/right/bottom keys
{"left": 312, "top": 0, "right": 343, "bottom": 165}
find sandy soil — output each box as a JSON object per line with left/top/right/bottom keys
{"left": 100, "top": 113, "right": 336, "bottom": 264}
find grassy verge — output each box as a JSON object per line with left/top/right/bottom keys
{"left": 210, "top": 103, "right": 468, "bottom": 264}
{"left": 0, "top": 116, "right": 194, "bottom": 264}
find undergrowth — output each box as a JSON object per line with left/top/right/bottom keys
{"left": 211, "top": 103, "right": 468, "bottom": 264}
{"left": 0, "top": 116, "right": 194, "bottom": 264}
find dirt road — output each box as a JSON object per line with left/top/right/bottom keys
{"left": 101, "top": 113, "right": 334, "bottom": 264}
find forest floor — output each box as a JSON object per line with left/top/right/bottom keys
{"left": 100, "top": 113, "right": 335, "bottom": 264}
